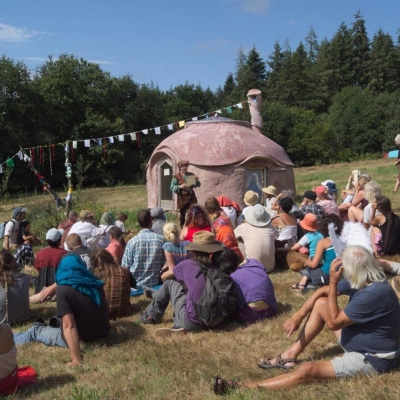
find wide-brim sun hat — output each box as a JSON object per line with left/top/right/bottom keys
{"left": 262, "top": 185, "right": 277, "bottom": 196}
{"left": 299, "top": 213, "right": 318, "bottom": 232}
{"left": 245, "top": 204, "right": 271, "bottom": 227}
{"left": 185, "top": 231, "right": 225, "bottom": 253}
{"left": 243, "top": 190, "right": 259, "bottom": 206}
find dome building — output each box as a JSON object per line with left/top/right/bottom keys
{"left": 146, "top": 89, "right": 295, "bottom": 210}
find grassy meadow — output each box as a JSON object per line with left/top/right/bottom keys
{"left": 5, "top": 157, "right": 400, "bottom": 400}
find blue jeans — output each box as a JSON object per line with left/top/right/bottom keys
{"left": 14, "top": 325, "right": 67, "bottom": 347}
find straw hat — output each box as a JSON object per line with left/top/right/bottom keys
{"left": 185, "top": 231, "right": 225, "bottom": 253}
{"left": 243, "top": 190, "right": 259, "bottom": 206}
{"left": 245, "top": 204, "right": 271, "bottom": 227}
{"left": 299, "top": 213, "right": 318, "bottom": 232}
{"left": 262, "top": 186, "right": 277, "bottom": 196}
{"left": 79, "top": 210, "right": 95, "bottom": 220}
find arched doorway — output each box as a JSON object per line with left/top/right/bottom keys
{"left": 159, "top": 160, "right": 173, "bottom": 210}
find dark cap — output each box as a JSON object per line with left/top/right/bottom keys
{"left": 303, "top": 191, "right": 317, "bottom": 201}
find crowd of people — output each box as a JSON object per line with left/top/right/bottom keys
{"left": 1, "top": 158, "right": 400, "bottom": 396}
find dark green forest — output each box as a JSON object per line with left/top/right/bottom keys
{"left": 1, "top": 11, "right": 400, "bottom": 193}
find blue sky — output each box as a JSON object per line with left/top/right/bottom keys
{"left": 1, "top": 0, "right": 399, "bottom": 91}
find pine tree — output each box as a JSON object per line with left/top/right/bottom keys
{"left": 351, "top": 11, "right": 370, "bottom": 88}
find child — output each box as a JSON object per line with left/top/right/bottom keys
{"left": 17, "top": 221, "right": 42, "bottom": 247}
{"left": 115, "top": 212, "right": 133, "bottom": 236}
{"left": 286, "top": 214, "right": 323, "bottom": 286}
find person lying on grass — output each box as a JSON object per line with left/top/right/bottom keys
{"left": 213, "top": 245, "right": 400, "bottom": 395}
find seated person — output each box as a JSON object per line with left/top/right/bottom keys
{"left": 216, "top": 196, "right": 241, "bottom": 228}
{"left": 234, "top": 205, "right": 276, "bottom": 272}
{"left": 298, "top": 191, "right": 325, "bottom": 227}
{"left": 370, "top": 196, "right": 400, "bottom": 257}
{"left": 17, "top": 220, "right": 42, "bottom": 247}
{"left": 140, "top": 231, "right": 226, "bottom": 336}
{"left": 314, "top": 186, "right": 340, "bottom": 216}
{"left": 295, "top": 214, "right": 343, "bottom": 290}
{"left": 287, "top": 214, "right": 323, "bottom": 273}
{"left": 348, "top": 181, "right": 382, "bottom": 229}
{"left": 14, "top": 253, "right": 110, "bottom": 366}
{"left": 162, "top": 222, "right": 192, "bottom": 267}
{"left": 214, "top": 246, "right": 400, "bottom": 395}
{"left": 0, "top": 314, "right": 36, "bottom": 395}
{"left": 150, "top": 207, "right": 166, "bottom": 236}
{"left": 0, "top": 250, "right": 30, "bottom": 323}
{"left": 115, "top": 212, "right": 133, "bottom": 236}
{"left": 205, "top": 197, "right": 243, "bottom": 261}
{"left": 262, "top": 186, "right": 277, "bottom": 217}
{"left": 91, "top": 248, "right": 134, "bottom": 319}
{"left": 180, "top": 204, "right": 212, "bottom": 242}
{"left": 339, "top": 174, "right": 370, "bottom": 221}
{"left": 65, "top": 233, "right": 92, "bottom": 270}
{"left": 31, "top": 228, "right": 68, "bottom": 301}
{"left": 213, "top": 248, "right": 277, "bottom": 325}
{"left": 272, "top": 197, "right": 298, "bottom": 244}
{"left": 121, "top": 209, "right": 165, "bottom": 289}
{"left": 97, "top": 212, "right": 116, "bottom": 249}
{"left": 105, "top": 227, "right": 125, "bottom": 265}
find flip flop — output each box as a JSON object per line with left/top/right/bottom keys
{"left": 257, "top": 354, "right": 297, "bottom": 370}
{"left": 291, "top": 282, "right": 306, "bottom": 290}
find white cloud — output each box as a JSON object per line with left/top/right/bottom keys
{"left": 0, "top": 23, "right": 48, "bottom": 43}
{"left": 227, "top": 0, "right": 272, "bottom": 14}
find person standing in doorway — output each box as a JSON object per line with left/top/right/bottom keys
{"left": 170, "top": 160, "right": 201, "bottom": 228}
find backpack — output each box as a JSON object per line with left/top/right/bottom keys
{"left": 0, "top": 220, "right": 15, "bottom": 240}
{"left": 191, "top": 261, "right": 238, "bottom": 328}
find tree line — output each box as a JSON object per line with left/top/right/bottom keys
{"left": 1, "top": 10, "right": 400, "bottom": 193}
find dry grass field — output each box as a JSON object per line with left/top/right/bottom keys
{"left": 5, "top": 157, "right": 400, "bottom": 399}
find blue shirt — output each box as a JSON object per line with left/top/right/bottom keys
{"left": 121, "top": 229, "right": 165, "bottom": 288}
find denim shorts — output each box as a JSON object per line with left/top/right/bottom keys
{"left": 331, "top": 352, "right": 378, "bottom": 377}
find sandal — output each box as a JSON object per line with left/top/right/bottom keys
{"left": 257, "top": 354, "right": 297, "bottom": 370}
{"left": 213, "top": 377, "right": 238, "bottom": 396}
{"left": 291, "top": 282, "right": 306, "bottom": 290}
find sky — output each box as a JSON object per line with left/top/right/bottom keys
{"left": 1, "top": 0, "right": 400, "bottom": 92}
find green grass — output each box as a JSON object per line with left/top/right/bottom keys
{"left": 5, "top": 157, "right": 400, "bottom": 399}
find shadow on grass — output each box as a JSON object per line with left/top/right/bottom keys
{"left": 16, "top": 373, "right": 76, "bottom": 398}
{"left": 276, "top": 301, "right": 293, "bottom": 314}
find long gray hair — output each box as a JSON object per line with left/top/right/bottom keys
{"left": 342, "top": 245, "right": 386, "bottom": 290}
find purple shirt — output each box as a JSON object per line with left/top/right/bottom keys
{"left": 230, "top": 258, "right": 277, "bottom": 311}
{"left": 173, "top": 259, "right": 217, "bottom": 325}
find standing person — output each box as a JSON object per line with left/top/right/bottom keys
{"left": 170, "top": 160, "right": 201, "bottom": 228}
{"left": 262, "top": 186, "right": 277, "bottom": 217}
{"left": 234, "top": 204, "right": 276, "bottom": 272}
{"left": 393, "top": 134, "right": 400, "bottom": 193}
{"left": 121, "top": 209, "right": 165, "bottom": 289}
{"left": 213, "top": 246, "right": 400, "bottom": 395}
{"left": 3, "top": 207, "right": 26, "bottom": 251}
{"left": 14, "top": 253, "right": 110, "bottom": 367}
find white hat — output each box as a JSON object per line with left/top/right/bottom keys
{"left": 46, "top": 228, "right": 63, "bottom": 242}
{"left": 245, "top": 204, "right": 271, "bottom": 227}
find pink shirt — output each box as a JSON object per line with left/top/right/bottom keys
{"left": 106, "top": 241, "right": 124, "bottom": 264}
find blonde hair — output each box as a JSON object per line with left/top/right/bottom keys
{"left": 363, "top": 181, "right": 381, "bottom": 203}
{"left": 358, "top": 174, "right": 371, "bottom": 187}
{"left": 163, "top": 222, "right": 180, "bottom": 245}
{"left": 342, "top": 245, "right": 386, "bottom": 290}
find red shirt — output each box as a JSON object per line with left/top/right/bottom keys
{"left": 34, "top": 247, "right": 68, "bottom": 270}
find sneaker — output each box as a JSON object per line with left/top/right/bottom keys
{"left": 139, "top": 312, "right": 156, "bottom": 325}
{"left": 34, "top": 318, "right": 46, "bottom": 327}
{"left": 154, "top": 327, "right": 187, "bottom": 337}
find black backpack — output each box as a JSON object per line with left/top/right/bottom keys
{"left": 191, "top": 261, "right": 238, "bottom": 328}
